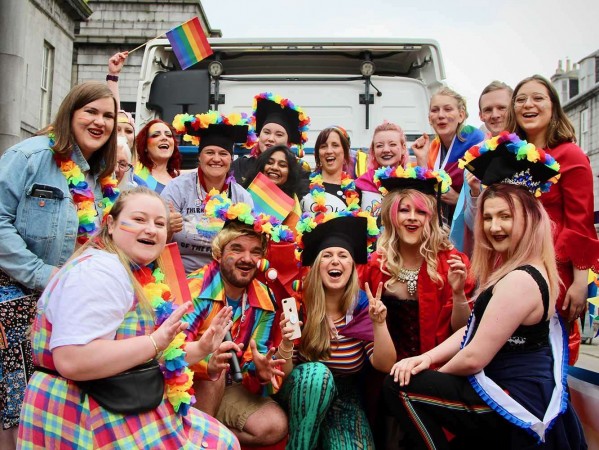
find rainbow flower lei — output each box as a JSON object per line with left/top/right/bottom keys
{"left": 134, "top": 266, "right": 195, "bottom": 416}
{"left": 295, "top": 209, "right": 379, "bottom": 262}
{"left": 172, "top": 111, "right": 253, "bottom": 149}
{"left": 373, "top": 166, "right": 452, "bottom": 197}
{"left": 308, "top": 170, "right": 360, "bottom": 213}
{"left": 204, "top": 190, "right": 295, "bottom": 243}
{"left": 249, "top": 92, "right": 311, "bottom": 157}
{"left": 458, "top": 131, "right": 561, "bottom": 197}
{"left": 48, "top": 132, "right": 119, "bottom": 245}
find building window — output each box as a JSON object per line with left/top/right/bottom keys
{"left": 595, "top": 56, "right": 599, "bottom": 84}
{"left": 580, "top": 108, "right": 590, "bottom": 153}
{"left": 569, "top": 78, "right": 579, "bottom": 98}
{"left": 40, "top": 42, "right": 54, "bottom": 127}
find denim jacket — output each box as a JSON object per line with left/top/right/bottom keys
{"left": 0, "top": 136, "right": 104, "bottom": 291}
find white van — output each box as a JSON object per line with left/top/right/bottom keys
{"left": 136, "top": 38, "right": 445, "bottom": 169}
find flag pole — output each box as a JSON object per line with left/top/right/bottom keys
{"left": 128, "top": 32, "right": 167, "bottom": 55}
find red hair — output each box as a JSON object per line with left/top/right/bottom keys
{"left": 136, "top": 119, "right": 181, "bottom": 178}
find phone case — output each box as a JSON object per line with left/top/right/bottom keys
{"left": 282, "top": 297, "right": 302, "bottom": 340}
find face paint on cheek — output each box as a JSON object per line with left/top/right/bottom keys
{"left": 118, "top": 221, "right": 139, "bottom": 233}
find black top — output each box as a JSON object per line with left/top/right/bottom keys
{"left": 470, "top": 265, "right": 550, "bottom": 353}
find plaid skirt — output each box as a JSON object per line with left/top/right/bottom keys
{"left": 0, "top": 270, "right": 38, "bottom": 430}
{"left": 18, "top": 372, "right": 240, "bottom": 449}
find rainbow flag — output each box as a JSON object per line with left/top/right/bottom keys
{"left": 159, "top": 242, "right": 191, "bottom": 306}
{"left": 166, "top": 17, "right": 213, "bottom": 70}
{"left": 247, "top": 172, "right": 295, "bottom": 221}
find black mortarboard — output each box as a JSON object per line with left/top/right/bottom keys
{"left": 300, "top": 216, "right": 368, "bottom": 267}
{"left": 460, "top": 133, "right": 560, "bottom": 195}
{"left": 188, "top": 123, "right": 249, "bottom": 154}
{"left": 253, "top": 93, "right": 305, "bottom": 145}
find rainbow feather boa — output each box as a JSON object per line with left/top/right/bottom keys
{"left": 204, "top": 189, "right": 295, "bottom": 243}
{"left": 458, "top": 131, "right": 561, "bottom": 197}
{"left": 295, "top": 209, "right": 379, "bottom": 263}
{"left": 172, "top": 111, "right": 253, "bottom": 149}
{"left": 373, "top": 165, "right": 452, "bottom": 196}
{"left": 308, "top": 170, "right": 360, "bottom": 213}
{"left": 134, "top": 266, "right": 196, "bottom": 416}
{"left": 49, "top": 132, "right": 119, "bottom": 245}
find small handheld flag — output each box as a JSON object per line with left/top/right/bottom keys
{"left": 247, "top": 172, "right": 295, "bottom": 221}
{"left": 166, "top": 17, "right": 213, "bottom": 70}
{"left": 159, "top": 242, "right": 192, "bottom": 306}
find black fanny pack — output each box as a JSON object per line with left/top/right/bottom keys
{"left": 37, "top": 359, "right": 164, "bottom": 414}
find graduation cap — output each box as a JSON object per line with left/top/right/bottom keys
{"left": 252, "top": 92, "right": 310, "bottom": 147}
{"left": 172, "top": 111, "right": 252, "bottom": 153}
{"left": 458, "top": 131, "right": 560, "bottom": 197}
{"left": 295, "top": 211, "right": 379, "bottom": 267}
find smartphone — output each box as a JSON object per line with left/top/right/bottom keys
{"left": 32, "top": 188, "right": 55, "bottom": 199}
{"left": 282, "top": 297, "right": 301, "bottom": 340}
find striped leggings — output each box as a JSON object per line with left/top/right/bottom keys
{"left": 276, "top": 362, "right": 374, "bottom": 450}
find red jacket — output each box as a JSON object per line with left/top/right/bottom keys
{"left": 359, "top": 248, "right": 475, "bottom": 354}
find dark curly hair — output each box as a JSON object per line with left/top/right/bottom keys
{"left": 243, "top": 145, "right": 302, "bottom": 199}
{"left": 135, "top": 119, "right": 181, "bottom": 178}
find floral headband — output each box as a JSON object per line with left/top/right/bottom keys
{"left": 204, "top": 190, "right": 295, "bottom": 243}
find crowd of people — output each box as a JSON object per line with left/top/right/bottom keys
{"left": 0, "top": 50, "right": 596, "bottom": 450}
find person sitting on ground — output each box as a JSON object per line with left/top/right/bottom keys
{"left": 275, "top": 211, "right": 394, "bottom": 450}
{"left": 184, "top": 193, "right": 294, "bottom": 447}
{"left": 18, "top": 187, "right": 240, "bottom": 449}
{"left": 359, "top": 166, "right": 474, "bottom": 447}
{"left": 384, "top": 133, "right": 586, "bottom": 449}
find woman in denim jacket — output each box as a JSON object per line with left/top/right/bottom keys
{"left": 0, "top": 81, "right": 118, "bottom": 447}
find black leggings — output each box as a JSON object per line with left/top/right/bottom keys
{"left": 383, "top": 370, "right": 510, "bottom": 450}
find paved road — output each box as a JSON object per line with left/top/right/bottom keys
{"left": 576, "top": 332, "right": 599, "bottom": 373}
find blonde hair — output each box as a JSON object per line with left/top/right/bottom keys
{"left": 431, "top": 87, "right": 469, "bottom": 143}
{"left": 211, "top": 221, "right": 267, "bottom": 260}
{"left": 72, "top": 186, "right": 169, "bottom": 314}
{"left": 377, "top": 189, "right": 452, "bottom": 289}
{"left": 299, "top": 251, "right": 360, "bottom": 361}
{"left": 471, "top": 184, "right": 559, "bottom": 301}
{"left": 367, "top": 121, "right": 408, "bottom": 171}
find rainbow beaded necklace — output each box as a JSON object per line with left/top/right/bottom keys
{"left": 49, "top": 132, "right": 119, "bottom": 244}
{"left": 308, "top": 170, "right": 360, "bottom": 214}
{"left": 134, "top": 266, "right": 196, "bottom": 415}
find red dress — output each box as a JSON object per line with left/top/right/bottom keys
{"left": 540, "top": 141, "right": 599, "bottom": 363}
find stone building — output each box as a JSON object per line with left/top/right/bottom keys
{"left": 0, "top": 0, "right": 218, "bottom": 155}
{"left": 0, "top": 0, "right": 92, "bottom": 153}
{"left": 552, "top": 51, "right": 599, "bottom": 211}
{"left": 74, "top": 0, "right": 220, "bottom": 114}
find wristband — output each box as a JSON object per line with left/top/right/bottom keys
{"left": 106, "top": 74, "right": 119, "bottom": 82}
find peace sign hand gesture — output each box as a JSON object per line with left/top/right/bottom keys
{"left": 365, "top": 282, "right": 387, "bottom": 324}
